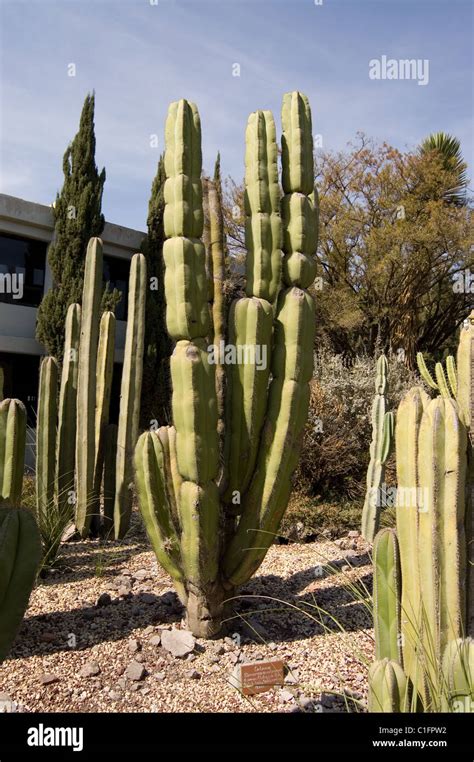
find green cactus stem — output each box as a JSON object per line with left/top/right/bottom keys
{"left": 0, "top": 399, "right": 27, "bottom": 506}
{"left": 441, "top": 638, "right": 474, "bottom": 712}
{"left": 56, "top": 303, "right": 81, "bottom": 516}
{"left": 75, "top": 238, "right": 102, "bottom": 537}
{"left": 91, "top": 310, "right": 115, "bottom": 530}
{"left": 361, "top": 355, "right": 394, "bottom": 542}
{"left": 0, "top": 506, "right": 41, "bottom": 662}
{"left": 113, "top": 253, "right": 146, "bottom": 539}
{"left": 373, "top": 528, "right": 401, "bottom": 663}
{"left": 36, "top": 357, "right": 58, "bottom": 523}
{"left": 368, "top": 659, "right": 408, "bottom": 713}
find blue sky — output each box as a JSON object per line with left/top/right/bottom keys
{"left": 0, "top": 0, "right": 472, "bottom": 231}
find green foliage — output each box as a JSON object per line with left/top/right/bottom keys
{"left": 36, "top": 93, "right": 105, "bottom": 362}
{"left": 420, "top": 132, "right": 468, "bottom": 206}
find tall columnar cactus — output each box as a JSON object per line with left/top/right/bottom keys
{"left": 361, "top": 355, "right": 394, "bottom": 542}
{"left": 36, "top": 357, "right": 58, "bottom": 522}
{"left": 0, "top": 505, "right": 41, "bottom": 662}
{"left": 370, "top": 318, "right": 471, "bottom": 710}
{"left": 135, "top": 92, "right": 317, "bottom": 638}
{"left": 113, "top": 253, "right": 146, "bottom": 539}
{"left": 0, "top": 399, "right": 27, "bottom": 506}
{"left": 75, "top": 238, "right": 102, "bottom": 537}
{"left": 368, "top": 659, "right": 408, "bottom": 713}
{"left": 91, "top": 310, "right": 115, "bottom": 530}
{"left": 56, "top": 303, "right": 81, "bottom": 515}
{"left": 373, "top": 528, "right": 401, "bottom": 663}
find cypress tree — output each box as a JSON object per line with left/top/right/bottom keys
{"left": 140, "top": 154, "right": 171, "bottom": 427}
{"left": 36, "top": 93, "right": 106, "bottom": 361}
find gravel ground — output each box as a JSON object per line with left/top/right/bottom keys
{"left": 1, "top": 515, "right": 374, "bottom": 713}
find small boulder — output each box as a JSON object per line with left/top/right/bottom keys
{"left": 161, "top": 629, "right": 195, "bottom": 659}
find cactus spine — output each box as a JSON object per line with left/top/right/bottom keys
{"left": 0, "top": 399, "right": 27, "bottom": 506}
{"left": 0, "top": 506, "right": 41, "bottom": 662}
{"left": 361, "top": 355, "right": 394, "bottom": 542}
{"left": 135, "top": 92, "right": 317, "bottom": 638}
{"left": 114, "top": 253, "right": 146, "bottom": 539}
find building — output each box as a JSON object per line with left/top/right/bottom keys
{"left": 0, "top": 193, "right": 145, "bottom": 425}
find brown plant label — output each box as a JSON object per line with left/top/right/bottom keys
{"left": 240, "top": 660, "right": 285, "bottom": 695}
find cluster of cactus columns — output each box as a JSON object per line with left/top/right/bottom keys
{"left": 135, "top": 91, "right": 317, "bottom": 638}
{"left": 36, "top": 237, "right": 146, "bottom": 541}
{"left": 369, "top": 313, "right": 473, "bottom": 711}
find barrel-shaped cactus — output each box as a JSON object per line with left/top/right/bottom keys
{"left": 0, "top": 398, "right": 27, "bottom": 506}
{"left": 361, "top": 355, "right": 394, "bottom": 542}
{"left": 0, "top": 505, "right": 41, "bottom": 662}
{"left": 135, "top": 92, "right": 317, "bottom": 637}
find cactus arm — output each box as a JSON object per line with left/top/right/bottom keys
{"left": 36, "top": 357, "right": 58, "bottom": 523}
{"left": 446, "top": 355, "right": 457, "bottom": 398}
{"left": 0, "top": 399, "right": 26, "bottom": 506}
{"left": 134, "top": 431, "right": 185, "bottom": 599}
{"left": 368, "top": 659, "right": 408, "bottom": 713}
{"left": 456, "top": 310, "right": 473, "bottom": 432}
{"left": 0, "top": 506, "right": 41, "bottom": 662}
{"left": 223, "top": 92, "right": 316, "bottom": 587}
{"left": 223, "top": 110, "right": 281, "bottom": 503}
{"left": 395, "top": 387, "right": 429, "bottom": 694}
{"left": 416, "top": 352, "right": 439, "bottom": 390}
{"left": 114, "top": 253, "right": 147, "bottom": 539}
{"left": 75, "top": 238, "right": 102, "bottom": 537}
{"left": 373, "top": 528, "right": 402, "bottom": 662}
{"left": 56, "top": 303, "right": 81, "bottom": 516}
{"left": 156, "top": 426, "right": 181, "bottom": 531}
{"left": 102, "top": 423, "right": 117, "bottom": 538}
{"left": 361, "top": 355, "right": 393, "bottom": 542}
{"left": 435, "top": 362, "right": 451, "bottom": 399}
{"left": 208, "top": 180, "right": 226, "bottom": 439}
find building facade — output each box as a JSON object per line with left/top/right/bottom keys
{"left": 0, "top": 193, "right": 145, "bottom": 424}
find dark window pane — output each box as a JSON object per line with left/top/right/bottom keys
{"left": 0, "top": 233, "right": 47, "bottom": 308}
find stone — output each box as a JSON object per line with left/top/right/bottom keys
{"left": 153, "top": 671, "right": 165, "bottom": 681}
{"left": 96, "top": 593, "right": 111, "bottom": 608}
{"left": 39, "top": 673, "right": 59, "bottom": 686}
{"left": 128, "top": 639, "right": 141, "bottom": 653}
{"left": 109, "top": 690, "right": 122, "bottom": 701}
{"left": 186, "top": 669, "right": 201, "bottom": 680}
{"left": 278, "top": 689, "right": 294, "bottom": 703}
{"left": 79, "top": 661, "right": 100, "bottom": 678}
{"left": 117, "top": 587, "right": 130, "bottom": 597}
{"left": 208, "top": 655, "right": 219, "bottom": 665}
{"left": 150, "top": 635, "right": 161, "bottom": 647}
{"left": 133, "top": 569, "right": 150, "bottom": 581}
{"left": 125, "top": 661, "right": 146, "bottom": 681}
{"left": 186, "top": 653, "right": 196, "bottom": 662}
{"left": 161, "top": 629, "right": 195, "bottom": 658}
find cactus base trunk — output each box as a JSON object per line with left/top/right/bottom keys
{"left": 185, "top": 582, "right": 234, "bottom": 639}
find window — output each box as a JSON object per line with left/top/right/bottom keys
{"left": 0, "top": 233, "right": 47, "bottom": 307}
{"left": 103, "top": 255, "right": 130, "bottom": 321}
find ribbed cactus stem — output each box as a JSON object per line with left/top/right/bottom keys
{"left": 373, "top": 528, "right": 401, "bottom": 662}
{"left": 208, "top": 180, "right": 226, "bottom": 439}
{"left": 368, "top": 659, "right": 408, "bottom": 713}
{"left": 435, "top": 362, "right": 451, "bottom": 398}
{"left": 361, "top": 355, "right": 394, "bottom": 542}
{"left": 223, "top": 91, "right": 316, "bottom": 586}
{"left": 91, "top": 310, "right": 115, "bottom": 529}
{"left": 102, "top": 423, "right": 117, "bottom": 537}
{"left": 36, "top": 357, "right": 58, "bottom": 523}
{"left": 417, "top": 351, "right": 439, "bottom": 390}
{"left": 0, "top": 506, "right": 41, "bottom": 662}
{"left": 446, "top": 355, "right": 457, "bottom": 398}
{"left": 418, "top": 397, "right": 467, "bottom": 693}
{"left": 113, "top": 253, "right": 146, "bottom": 539}
{"left": 75, "top": 238, "right": 102, "bottom": 537}
{"left": 0, "top": 399, "right": 27, "bottom": 506}
{"left": 395, "top": 386, "right": 429, "bottom": 694}
{"left": 56, "top": 303, "right": 81, "bottom": 516}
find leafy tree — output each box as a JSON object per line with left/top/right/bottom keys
{"left": 36, "top": 93, "right": 106, "bottom": 361}
{"left": 140, "top": 154, "right": 171, "bottom": 427}
{"left": 420, "top": 132, "right": 468, "bottom": 207}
